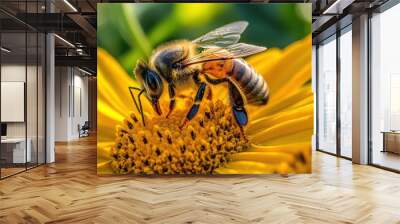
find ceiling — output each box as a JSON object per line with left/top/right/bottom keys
{"left": 311, "top": 0, "right": 390, "bottom": 43}
{"left": 0, "top": 0, "right": 394, "bottom": 74}
{"left": 1, "top": 0, "right": 99, "bottom": 74}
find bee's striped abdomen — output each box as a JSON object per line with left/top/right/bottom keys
{"left": 229, "top": 59, "right": 269, "bottom": 105}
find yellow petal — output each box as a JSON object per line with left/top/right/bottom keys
{"left": 98, "top": 48, "right": 138, "bottom": 95}
{"left": 250, "top": 84, "right": 313, "bottom": 118}
{"left": 249, "top": 143, "right": 312, "bottom": 171}
{"left": 97, "top": 141, "right": 114, "bottom": 161}
{"left": 224, "top": 161, "right": 276, "bottom": 173}
{"left": 250, "top": 115, "right": 313, "bottom": 144}
{"left": 98, "top": 48, "right": 152, "bottom": 116}
{"left": 249, "top": 142, "right": 310, "bottom": 154}
{"left": 97, "top": 48, "right": 154, "bottom": 144}
{"left": 97, "top": 161, "right": 113, "bottom": 175}
{"left": 98, "top": 73, "right": 133, "bottom": 118}
{"left": 248, "top": 48, "right": 283, "bottom": 83}
{"left": 271, "top": 62, "right": 311, "bottom": 101}
{"left": 213, "top": 167, "right": 240, "bottom": 174}
{"left": 258, "top": 129, "right": 313, "bottom": 146}
{"left": 214, "top": 167, "right": 267, "bottom": 174}
{"left": 247, "top": 104, "right": 313, "bottom": 134}
{"left": 265, "top": 35, "right": 311, "bottom": 94}
{"left": 97, "top": 99, "right": 125, "bottom": 142}
{"left": 285, "top": 95, "right": 314, "bottom": 111}
{"left": 230, "top": 152, "right": 295, "bottom": 164}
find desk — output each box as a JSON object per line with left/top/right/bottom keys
{"left": 1, "top": 138, "right": 31, "bottom": 163}
{"left": 382, "top": 131, "right": 400, "bottom": 154}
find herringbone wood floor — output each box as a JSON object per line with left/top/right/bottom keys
{"left": 1, "top": 135, "right": 400, "bottom": 224}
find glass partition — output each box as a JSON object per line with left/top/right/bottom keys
{"left": 27, "top": 30, "right": 38, "bottom": 169}
{"left": 0, "top": 2, "right": 46, "bottom": 179}
{"left": 1, "top": 30, "right": 28, "bottom": 177}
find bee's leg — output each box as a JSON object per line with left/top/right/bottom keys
{"left": 180, "top": 82, "right": 207, "bottom": 129}
{"left": 194, "top": 73, "right": 212, "bottom": 100}
{"left": 204, "top": 74, "right": 230, "bottom": 101}
{"left": 228, "top": 81, "right": 248, "bottom": 142}
{"left": 166, "top": 82, "right": 176, "bottom": 118}
{"left": 204, "top": 74, "right": 228, "bottom": 85}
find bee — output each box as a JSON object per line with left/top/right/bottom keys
{"left": 129, "top": 21, "right": 269, "bottom": 130}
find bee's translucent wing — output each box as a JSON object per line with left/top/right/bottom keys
{"left": 181, "top": 43, "right": 267, "bottom": 67}
{"left": 225, "top": 43, "right": 267, "bottom": 58}
{"left": 193, "top": 21, "right": 249, "bottom": 48}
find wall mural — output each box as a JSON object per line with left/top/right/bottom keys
{"left": 97, "top": 3, "right": 313, "bottom": 175}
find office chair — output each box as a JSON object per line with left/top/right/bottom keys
{"left": 79, "top": 121, "right": 90, "bottom": 138}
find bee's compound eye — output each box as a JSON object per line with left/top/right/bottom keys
{"left": 143, "top": 69, "right": 163, "bottom": 97}
{"left": 172, "top": 63, "right": 181, "bottom": 69}
{"left": 146, "top": 74, "right": 159, "bottom": 90}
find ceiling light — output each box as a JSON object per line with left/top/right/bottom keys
{"left": 1, "top": 47, "right": 11, "bottom": 53}
{"left": 63, "top": 0, "right": 78, "bottom": 12}
{"left": 76, "top": 48, "right": 86, "bottom": 56}
{"left": 323, "top": 0, "right": 340, "bottom": 14}
{"left": 322, "top": 0, "right": 354, "bottom": 15}
{"left": 54, "top": 34, "right": 75, "bottom": 48}
{"left": 78, "top": 67, "right": 93, "bottom": 76}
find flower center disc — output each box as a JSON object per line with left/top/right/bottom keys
{"left": 110, "top": 99, "right": 249, "bottom": 174}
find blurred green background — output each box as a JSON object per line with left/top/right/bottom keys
{"left": 98, "top": 3, "right": 311, "bottom": 77}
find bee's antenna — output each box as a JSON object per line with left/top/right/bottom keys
{"left": 128, "top": 87, "right": 146, "bottom": 126}
{"left": 137, "top": 89, "right": 146, "bottom": 126}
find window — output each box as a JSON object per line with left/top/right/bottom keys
{"left": 370, "top": 3, "right": 400, "bottom": 171}
{"left": 317, "top": 35, "right": 337, "bottom": 154}
{"left": 339, "top": 27, "right": 352, "bottom": 158}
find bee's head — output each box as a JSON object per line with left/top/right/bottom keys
{"left": 135, "top": 60, "right": 164, "bottom": 115}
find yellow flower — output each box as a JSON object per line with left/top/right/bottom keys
{"left": 97, "top": 34, "right": 313, "bottom": 175}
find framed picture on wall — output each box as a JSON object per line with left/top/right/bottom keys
{"left": 97, "top": 3, "right": 313, "bottom": 175}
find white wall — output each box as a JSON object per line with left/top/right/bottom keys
{"left": 72, "top": 73, "right": 89, "bottom": 138}
{"left": 1, "top": 82, "right": 25, "bottom": 122}
{"left": 55, "top": 67, "right": 69, "bottom": 141}
{"left": 1, "top": 65, "right": 26, "bottom": 139}
{"left": 1, "top": 64, "right": 26, "bottom": 81}
{"left": 54, "top": 67, "right": 89, "bottom": 141}
{"left": 1, "top": 65, "right": 38, "bottom": 138}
